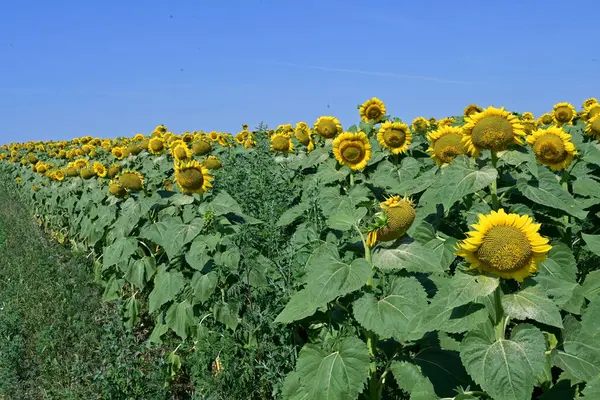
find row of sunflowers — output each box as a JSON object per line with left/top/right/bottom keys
{"left": 1, "top": 97, "right": 600, "bottom": 399}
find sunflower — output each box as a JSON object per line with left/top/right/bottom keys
{"left": 93, "top": 162, "right": 107, "bottom": 177}
{"left": 522, "top": 120, "right": 536, "bottom": 135}
{"left": 426, "top": 126, "right": 469, "bottom": 165}
{"left": 118, "top": 170, "right": 144, "bottom": 191}
{"left": 438, "top": 117, "right": 455, "bottom": 127}
{"left": 174, "top": 159, "right": 213, "bottom": 195}
{"left": 182, "top": 132, "right": 194, "bottom": 143}
{"left": 522, "top": 112, "right": 534, "bottom": 121}
{"left": 461, "top": 106, "right": 525, "bottom": 156}
{"left": 527, "top": 126, "right": 578, "bottom": 170}
{"left": 204, "top": 156, "right": 222, "bottom": 170}
{"left": 64, "top": 166, "right": 79, "bottom": 177}
{"left": 464, "top": 104, "right": 482, "bottom": 117}
{"left": 359, "top": 97, "right": 386, "bottom": 123}
{"left": 15, "top": 177, "right": 22, "bottom": 183}
{"left": 294, "top": 122, "right": 312, "bottom": 146}
{"left": 73, "top": 158, "right": 88, "bottom": 169}
{"left": 108, "top": 180, "right": 128, "bottom": 198}
{"left": 456, "top": 208, "right": 552, "bottom": 282}
{"left": 270, "top": 133, "right": 294, "bottom": 153}
{"left": 112, "top": 146, "right": 126, "bottom": 160}
{"left": 428, "top": 117, "right": 437, "bottom": 125}
{"left": 411, "top": 117, "right": 430, "bottom": 134}
{"left": 314, "top": 116, "right": 343, "bottom": 139}
{"left": 552, "top": 102, "right": 577, "bottom": 126}
{"left": 80, "top": 167, "right": 96, "bottom": 180}
{"left": 332, "top": 131, "right": 371, "bottom": 170}
{"left": 133, "top": 133, "right": 145, "bottom": 142}
{"left": 377, "top": 121, "right": 412, "bottom": 154}
{"left": 208, "top": 131, "right": 220, "bottom": 142}
{"left": 366, "top": 196, "right": 415, "bottom": 247}
{"left": 52, "top": 170, "right": 65, "bottom": 181}
{"left": 583, "top": 98, "right": 598, "bottom": 110}
{"left": 148, "top": 137, "right": 165, "bottom": 154}
{"left": 586, "top": 104, "right": 600, "bottom": 120}
{"left": 172, "top": 143, "right": 191, "bottom": 161}
{"left": 537, "top": 113, "right": 554, "bottom": 126}
{"left": 108, "top": 164, "right": 121, "bottom": 178}
{"left": 192, "top": 140, "right": 212, "bottom": 155}
{"left": 585, "top": 114, "right": 600, "bottom": 140}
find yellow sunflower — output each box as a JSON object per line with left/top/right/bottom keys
{"left": 172, "top": 143, "right": 192, "bottom": 161}
{"left": 148, "top": 137, "right": 165, "bottom": 154}
{"left": 270, "top": 133, "right": 294, "bottom": 153}
{"left": 526, "top": 126, "right": 577, "bottom": 171}
{"left": 332, "top": 131, "right": 371, "bottom": 170}
{"left": 93, "top": 162, "right": 107, "bottom": 177}
{"left": 586, "top": 104, "right": 600, "bottom": 121}
{"left": 537, "top": 113, "right": 554, "bottom": 126}
{"left": 52, "top": 170, "right": 65, "bottom": 181}
{"left": 133, "top": 133, "right": 145, "bottom": 141}
{"left": 109, "top": 180, "right": 128, "bottom": 198}
{"left": 464, "top": 104, "right": 482, "bottom": 117}
{"left": 64, "top": 166, "right": 79, "bottom": 177}
{"left": 456, "top": 208, "right": 552, "bottom": 282}
{"left": 359, "top": 97, "right": 386, "bottom": 123}
{"left": 174, "top": 159, "right": 213, "bottom": 195}
{"left": 461, "top": 106, "right": 525, "bottom": 156}
{"left": 112, "top": 146, "right": 126, "bottom": 160}
{"left": 314, "top": 116, "right": 343, "bottom": 139}
{"left": 73, "top": 158, "right": 88, "bottom": 169}
{"left": 377, "top": 121, "right": 412, "bottom": 155}
{"left": 583, "top": 97, "right": 598, "bottom": 110}
{"left": 294, "top": 122, "right": 312, "bottom": 146}
{"left": 438, "top": 117, "right": 455, "bottom": 127}
{"left": 426, "top": 126, "right": 469, "bottom": 165}
{"left": 366, "top": 196, "right": 415, "bottom": 247}
{"left": 80, "top": 167, "right": 96, "bottom": 180}
{"left": 585, "top": 114, "right": 600, "bottom": 140}
{"left": 428, "top": 117, "right": 437, "bottom": 125}
{"left": 552, "top": 102, "right": 577, "bottom": 126}
{"left": 522, "top": 112, "right": 535, "bottom": 121}
{"left": 411, "top": 117, "right": 430, "bottom": 134}
{"left": 118, "top": 171, "right": 144, "bottom": 191}
{"left": 208, "top": 131, "right": 220, "bottom": 142}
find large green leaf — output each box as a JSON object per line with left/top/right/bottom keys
{"left": 581, "top": 233, "right": 600, "bottom": 257}
{"left": 582, "top": 270, "right": 600, "bottom": 301}
{"left": 277, "top": 202, "right": 309, "bottom": 227}
{"left": 327, "top": 205, "right": 367, "bottom": 231}
{"left": 166, "top": 300, "right": 194, "bottom": 340}
{"left": 573, "top": 177, "right": 600, "bottom": 198}
{"left": 460, "top": 322, "right": 547, "bottom": 400}
{"left": 191, "top": 271, "right": 218, "bottom": 304}
{"left": 124, "top": 256, "right": 157, "bottom": 290}
{"left": 288, "top": 338, "right": 370, "bottom": 400}
{"left": 502, "top": 285, "right": 563, "bottom": 328}
{"left": 213, "top": 301, "right": 239, "bottom": 330}
{"left": 103, "top": 237, "right": 138, "bottom": 269}
{"left": 582, "top": 376, "right": 600, "bottom": 398}
{"left": 516, "top": 168, "right": 587, "bottom": 220}
{"left": 140, "top": 216, "right": 204, "bottom": 260}
{"left": 315, "top": 158, "right": 349, "bottom": 185}
{"left": 275, "top": 244, "right": 371, "bottom": 323}
{"left": 185, "top": 236, "right": 212, "bottom": 271}
{"left": 390, "top": 361, "right": 437, "bottom": 400}
{"left": 551, "top": 315, "right": 600, "bottom": 382}
{"left": 372, "top": 239, "right": 445, "bottom": 273}
{"left": 210, "top": 190, "right": 243, "bottom": 216}
{"left": 353, "top": 277, "right": 428, "bottom": 340}
{"left": 148, "top": 265, "right": 185, "bottom": 313}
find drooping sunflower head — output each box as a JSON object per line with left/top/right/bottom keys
{"left": 80, "top": 167, "right": 96, "bottom": 180}
{"left": 366, "top": 196, "right": 415, "bottom": 247}
{"left": 411, "top": 117, "right": 430, "bottom": 134}
{"left": 537, "top": 113, "right": 554, "bottom": 126}
{"left": 583, "top": 97, "right": 598, "bottom": 110}
{"left": 171, "top": 143, "right": 192, "bottom": 161}
{"left": 148, "top": 137, "right": 165, "bottom": 154}
{"left": 426, "top": 126, "right": 469, "bottom": 165}
{"left": 586, "top": 104, "right": 600, "bottom": 121}
{"left": 314, "top": 116, "right": 343, "bottom": 139}
{"left": 108, "top": 164, "right": 121, "bottom": 178}
{"left": 108, "top": 180, "right": 128, "bottom": 198}
{"left": 456, "top": 208, "right": 552, "bottom": 282}
{"left": 464, "top": 104, "right": 483, "bottom": 117}
{"left": 192, "top": 140, "right": 212, "bottom": 155}
{"left": 64, "top": 166, "right": 79, "bottom": 177}
{"left": 270, "top": 133, "right": 294, "bottom": 153}
{"left": 522, "top": 120, "right": 536, "bottom": 135}
{"left": 359, "top": 97, "right": 386, "bottom": 123}
{"left": 461, "top": 106, "right": 525, "bottom": 156}
{"left": 526, "top": 126, "right": 578, "bottom": 171}
{"left": 522, "top": 112, "right": 535, "bottom": 121}
{"left": 93, "top": 162, "right": 107, "bottom": 178}
{"left": 118, "top": 170, "right": 144, "bottom": 192}
{"left": 552, "top": 102, "right": 577, "bottom": 126}
{"left": 294, "top": 122, "right": 312, "bottom": 146}
{"left": 204, "top": 155, "right": 222, "bottom": 170}
{"left": 174, "top": 159, "right": 213, "bottom": 195}
{"left": 377, "top": 122, "right": 412, "bottom": 155}
{"left": 585, "top": 114, "right": 600, "bottom": 140}
{"left": 332, "top": 131, "right": 371, "bottom": 170}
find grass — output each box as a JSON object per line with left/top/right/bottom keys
{"left": 0, "top": 188, "right": 175, "bottom": 399}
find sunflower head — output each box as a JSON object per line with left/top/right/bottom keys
{"left": 93, "top": 162, "right": 107, "bottom": 177}
{"left": 172, "top": 143, "right": 191, "bottom": 161}
{"left": 270, "top": 133, "right": 294, "bottom": 153}
{"left": 367, "top": 196, "right": 415, "bottom": 247}
{"left": 118, "top": 170, "right": 144, "bottom": 191}
{"left": 80, "top": 167, "right": 96, "bottom": 180}
{"left": 148, "top": 137, "right": 165, "bottom": 154}
{"left": 182, "top": 132, "right": 194, "bottom": 143}
{"left": 522, "top": 112, "right": 535, "bottom": 121}
{"left": 461, "top": 106, "right": 525, "bottom": 156}
{"left": 438, "top": 117, "right": 455, "bottom": 127}
{"left": 73, "top": 158, "right": 88, "bottom": 169}
{"left": 64, "top": 166, "right": 79, "bottom": 177}
{"left": 537, "top": 113, "right": 554, "bottom": 126}
{"left": 294, "top": 122, "right": 312, "bottom": 145}
{"left": 552, "top": 102, "right": 577, "bottom": 126}
{"left": 174, "top": 159, "right": 213, "bottom": 195}
{"left": 204, "top": 156, "right": 222, "bottom": 170}
{"left": 359, "top": 97, "right": 386, "bottom": 123}
{"left": 208, "top": 131, "right": 220, "bottom": 141}
{"left": 526, "top": 126, "right": 578, "bottom": 171}
{"left": 53, "top": 170, "right": 65, "bottom": 181}
{"left": 583, "top": 98, "right": 598, "bottom": 110}
{"left": 522, "top": 120, "right": 536, "bottom": 135}
{"left": 426, "top": 126, "right": 469, "bottom": 165}
{"left": 109, "top": 180, "right": 128, "bottom": 198}
{"left": 585, "top": 114, "right": 600, "bottom": 140}
{"left": 377, "top": 122, "right": 412, "bottom": 155}
{"left": 464, "top": 104, "right": 482, "bottom": 117}
{"left": 587, "top": 104, "right": 600, "bottom": 121}
{"left": 108, "top": 164, "right": 121, "bottom": 178}
{"left": 112, "top": 146, "right": 126, "bottom": 160}
{"left": 314, "top": 116, "right": 343, "bottom": 139}
{"left": 411, "top": 117, "right": 430, "bottom": 134}
{"left": 332, "top": 131, "right": 371, "bottom": 170}
{"left": 456, "top": 209, "right": 551, "bottom": 281}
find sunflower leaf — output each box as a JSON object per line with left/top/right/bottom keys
{"left": 371, "top": 238, "right": 445, "bottom": 274}
{"left": 502, "top": 285, "right": 564, "bottom": 328}
{"left": 148, "top": 265, "right": 185, "bottom": 313}
{"left": 581, "top": 233, "right": 600, "bottom": 257}
{"left": 166, "top": 300, "right": 194, "bottom": 340}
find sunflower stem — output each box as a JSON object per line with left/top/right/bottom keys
{"left": 350, "top": 171, "right": 355, "bottom": 187}
{"left": 561, "top": 170, "right": 572, "bottom": 244}
{"left": 493, "top": 286, "right": 505, "bottom": 340}
{"left": 490, "top": 150, "right": 500, "bottom": 211}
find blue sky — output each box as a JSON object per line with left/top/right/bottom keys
{"left": 1, "top": 0, "right": 599, "bottom": 144}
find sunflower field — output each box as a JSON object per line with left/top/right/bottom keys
{"left": 2, "top": 97, "right": 600, "bottom": 400}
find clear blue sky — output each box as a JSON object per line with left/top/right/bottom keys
{"left": 1, "top": 0, "right": 599, "bottom": 144}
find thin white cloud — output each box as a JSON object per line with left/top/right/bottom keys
{"left": 260, "top": 60, "right": 475, "bottom": 85}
